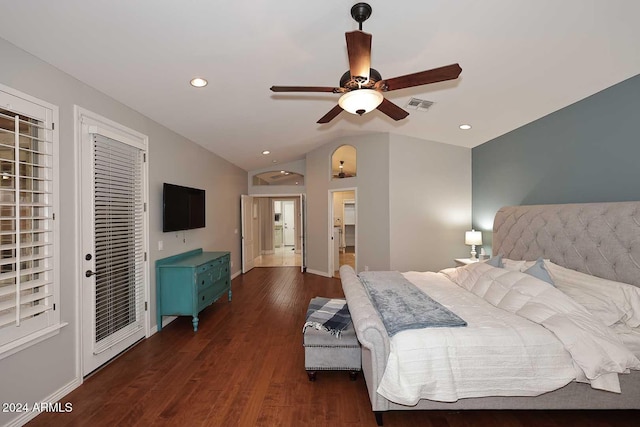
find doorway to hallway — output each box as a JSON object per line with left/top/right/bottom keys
{"left": 257, "top": 199, "right": 299, "bottom": 267}
{"left": 329, "top": 189, "right": 356, "bottom": 278}
{"left": 241, "top": 195, "right": 305, "bottom": 272}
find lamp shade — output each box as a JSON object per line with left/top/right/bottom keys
{"left": 338, "top": 89, "right": 384, "bottom": 115}
{"left": 465, "top": 229, "right": 482, "bottom": 246}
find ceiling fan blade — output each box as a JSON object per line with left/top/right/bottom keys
{"left": 345, "top": 30, "right": 372, "bottom": 82}
{"left": 317, "top": 105, "right": 344, "bottom": 124}
{"left": 376, "top": 98, "right": 409, "bottom": 121}
{"left": 376, "top": 63, "right": 462, "bottom": 92}
{"left": 270, "top": 86, "right": 342, "bottom": 93}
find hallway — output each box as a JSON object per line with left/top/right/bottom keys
{"left": 254, "top": 245, "right": 301, "bottom": 267}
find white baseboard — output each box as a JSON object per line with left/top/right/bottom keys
{"left": 162, "top": 316, "right": 177, "bottom": 328}
{"left": 6, "top": 376, "right": 82, "bottom": 427}
{"left": 305, "top": 269, "right": 332, "bottom": 278}
{"left": 231, "top": 271, "right": 241, "bottom": 280}
{"left": 149, "top": 316, "right": 178, "bottom": 335}
{"left": 261, "top": 250, "right": 274, "bottom": 255}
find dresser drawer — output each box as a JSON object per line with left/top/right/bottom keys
{"left": 197, "top": 262, "right": 215, "bottom": 274}
{"left": 211, "top": 277, "right": 229, "bottom": 297}
{"left": 197, "top": 286, "right": 216, "bottom": 311}
{"left": 196, "top": 271, "right": 213, "bottom": 289}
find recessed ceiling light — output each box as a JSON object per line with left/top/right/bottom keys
{"left": 459, "top": 124, "right": 472, "bottom": 130}
{"left": 262, "top": 150, "right": 270, "bottom": 155}
{"left": 190, "top": 77, "right": 208, "bottom": 88}
{"left": 280, "top": 170, "right": 285, "bottom": 174}
{"left": 272, "top": 160, "right": 278, "bottom": 163}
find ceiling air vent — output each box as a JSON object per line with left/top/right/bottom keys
{"left": 406, "top": 98, "right": 434, "bottom": 111}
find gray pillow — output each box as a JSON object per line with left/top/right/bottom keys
{"left": 485, "top": 254, "right": 503, "bottom": 268}
{"left": 523, "top": 257, "right": 555, "bottom": 286}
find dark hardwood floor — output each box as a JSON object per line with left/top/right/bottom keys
{"left": 29, "top": 267, "right": 637, "bottom": 426}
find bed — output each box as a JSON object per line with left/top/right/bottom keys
{"left": 340, "top": 201, "right": 640, "bottom": 426}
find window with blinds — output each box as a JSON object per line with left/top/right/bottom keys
{"left": 91, "top": 134, "right": 145, "bottom": 353}
{"left": 0, "top": 87, "right": 59, "bottom": 352}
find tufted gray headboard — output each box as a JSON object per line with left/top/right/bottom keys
{"left": 493, "top": 201, "right": 640, "bottom": 287}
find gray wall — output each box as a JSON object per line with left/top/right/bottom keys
{"left": 306, "top": 132, "right": 472, "bottom": 275}
{"left": 0, "top": 37, "right": 246, "bottom": 425}
{"left": 472, "top": 74, "right": 640, "bottom": 253}
{"left": 389, "top": 134, "right": 471, "bottom": 272}
{"left": 306, "top": 133, "right": 391, "bottom": 275}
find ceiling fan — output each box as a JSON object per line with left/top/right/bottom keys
{"left": 270, "top": 2, "right": 462, "bottom": 124}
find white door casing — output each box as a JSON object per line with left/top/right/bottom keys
{"left": 241, "top": 195, "right": 255, "bottom": 273}
{"left": 241, "top": 194, "right": 306, "bottom": 273}
{"left": 78, "top": 109, "right": 149, "bottom": 376}
{"left": 299, "top": 194, "right": 306, "bottom": 273}
{"left": 329, "top": 189, "right": 357, "bottom": 276}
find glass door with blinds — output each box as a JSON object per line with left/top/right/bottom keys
{"left": 80, "top": 119, "right": 148, "bottom": 376}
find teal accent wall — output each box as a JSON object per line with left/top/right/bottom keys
{"left": 472, "top": 74, "right": 640, "bottom": 252}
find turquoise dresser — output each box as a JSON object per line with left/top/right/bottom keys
{"left": 156, "top": 249, "right": 231, "bottom": 332}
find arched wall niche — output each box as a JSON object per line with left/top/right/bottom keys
{"left": 252, "top": 170, "right": 304, "bottom": 186}
{"left": 331, "top": 145, "right": 356, "bottom": 180}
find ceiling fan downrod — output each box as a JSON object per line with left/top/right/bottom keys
{"left": 351, "top": 2, "right": 372, "bottom": 31}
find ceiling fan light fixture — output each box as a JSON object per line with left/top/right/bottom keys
{"left": 338, "top": 89, "right": 383, "bottom": 116}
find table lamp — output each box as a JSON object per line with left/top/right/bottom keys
{"left": 465, "top": 229, "right": 482, "bottom": 260}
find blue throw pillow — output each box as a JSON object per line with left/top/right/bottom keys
{"left": 485, "top": 254, "right": 503, "bottom": 268}
{"left": 523, "top": 257, "right": 555, "bottom": 286}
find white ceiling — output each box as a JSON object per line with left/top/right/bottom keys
{"left": 1, "top": 0, "right": 638, "bottom": 172}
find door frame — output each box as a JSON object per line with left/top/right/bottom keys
{"left": 242, "top": 193, "right": 306, "bottom": 273}
{"left": 240, "top": 195, "right": 256, "bottom": 274}
{"left": 74, "top": 106, "right": 151, "bottom": 379}
{"left": 328, "top": 188, "right": 357, "bottom": 276}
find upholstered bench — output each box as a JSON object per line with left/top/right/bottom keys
{"left": 303, "top": 297, "right": 361, "bottom": 381}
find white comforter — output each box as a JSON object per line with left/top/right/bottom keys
{"left": 376, "top": 263, "right": 640, "bottom": 405}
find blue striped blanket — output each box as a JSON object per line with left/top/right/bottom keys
{"left": 303, "top": 297, "right": 352, "bottom": 338}
{"left": 359, "top": 271, "right": 466, "bottom": 336}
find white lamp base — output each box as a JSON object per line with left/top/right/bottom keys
{"left": 469, "top": 245, "right": 477, "bottom": 260}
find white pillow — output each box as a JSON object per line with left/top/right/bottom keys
{"left": 502, "top": 258, "right": 527, "bottom": 272}
{"left": 545, "top": 261, "right": 640, "bottom": 328}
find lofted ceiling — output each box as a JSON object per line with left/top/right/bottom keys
{"left": 0, "top": 1, "right": 638, "bottom": 172}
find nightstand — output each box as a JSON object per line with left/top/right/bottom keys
{"left": 454, "top": 258, "right": 481, "bottom": 267}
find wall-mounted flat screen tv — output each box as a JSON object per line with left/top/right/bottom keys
{"left": 163, "top": 183, "right": 206, "bottom": 232}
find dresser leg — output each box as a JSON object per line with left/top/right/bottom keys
{"left": 192, "top": 316, "right": 199, "bottom": 332}
{"left": 349, "top": 370, "right": 359, "bottom": 381}
{"left": 228, "top": 289, "right": 232, "bottom": 301}
{"left": 306, "top": 371, "right": 316, "bottom": 381}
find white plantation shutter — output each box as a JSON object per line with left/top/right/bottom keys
{"left": 0, "top": 87, "right": 59, "bottom": 352}
{"left": 91, "top": 134, "right": 145, "bottom": 353}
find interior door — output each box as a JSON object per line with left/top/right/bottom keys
{"left": 283, "top": 200, "right": 295, "bottom": 246}
{"left": 81, "top": 126, "right": 148, "bottom": 376}
{"left": 299, "top": 194, "right": 306, "bottom": 273}
{"left": 241, "top": 194, "right": 255, "bottom": 273}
